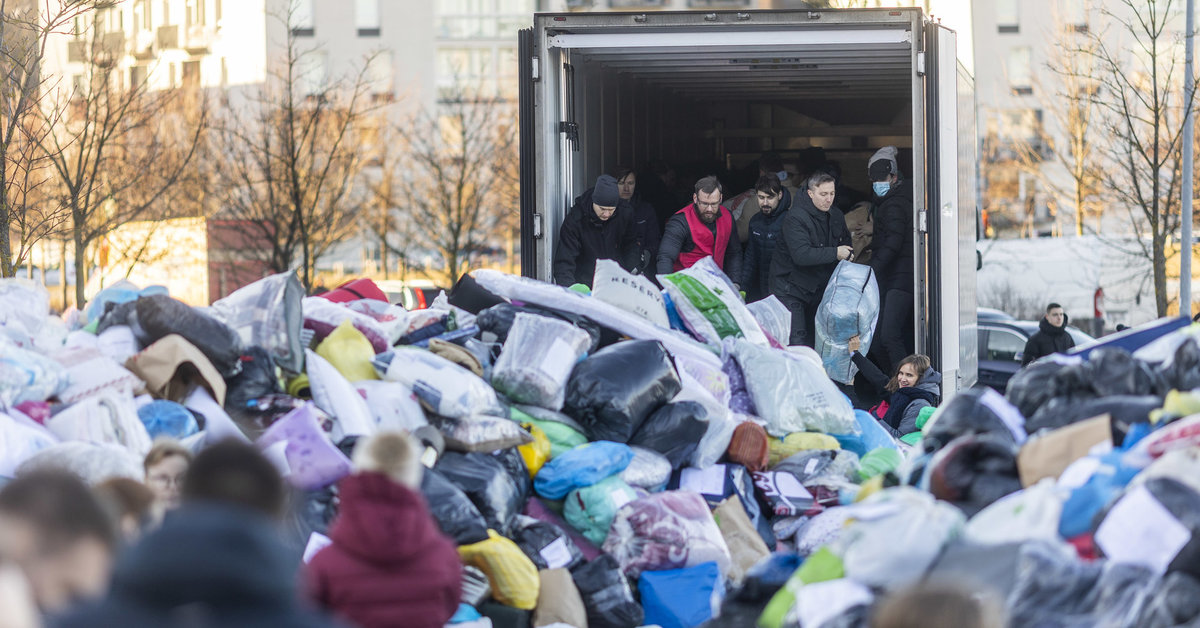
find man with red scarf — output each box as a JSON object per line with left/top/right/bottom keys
{"left": 656, "top": 175, "right": 743, "bottom": 286}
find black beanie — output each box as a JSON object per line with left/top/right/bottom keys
{"left": 593, "top": 174, "right": 619, "bottom": 207}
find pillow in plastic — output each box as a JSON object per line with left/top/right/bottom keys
{"left": 383, "top": 347, "right": 504, "bottom": 419}
{"left": 305, "top": 349, "right": 375, "bottom": 441}
{"left": 257, "top": 403, "right": 352, "bottom": 491}
{"left": 658, "top": 256, "right": 769, "bottom": 347}
{"left": 491, "top": 313, "right": 591, "bottom": 411}
{"left": 726, "top": 338, "right": 857, "bottom": 437}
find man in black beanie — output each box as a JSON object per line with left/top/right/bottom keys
{"left": 552, "top": 174, "right": 639, "bottom": 288}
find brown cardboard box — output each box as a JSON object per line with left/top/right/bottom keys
{"left": 1017, "top": 414, "right": 1112, "bottom": 487}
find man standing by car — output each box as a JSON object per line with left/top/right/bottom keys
{"left": 657, "top": 175, "right": 743, "bottom": 285}
{"left": 769, "top": 172, "right": 853, "bottom": 347}
{"left": 553, "top": 174, "right": 639, "bottom": 288}
{"left": 1021, "top": 303, "right": 1075, "bottom": 365}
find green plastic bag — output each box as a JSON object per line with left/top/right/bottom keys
{"left": 857, "top": 448, "right": 903, "bottom": 481}
{"left": 510, "top": 407, "right": 588, "bottom": 458}
{"left": 564, "top": 475, "right": 639, "bottom": 546}
{"left": 758, "top": 547, "right": 845, "bottom": 628}
{"left": 898, "top": 432, "right": 922, "bottom": 446}
{"left": 916, "top": 405, "right": 937, "bottom": 432}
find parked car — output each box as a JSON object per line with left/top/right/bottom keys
{"left": 977, "top": 318, "right": 1095, "bottom": 392}
{"left": 374, "top": 280, "right": 444, "bottom": 311}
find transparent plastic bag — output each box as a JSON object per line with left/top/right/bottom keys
{"left": 658, "top": 256, "right": 769, "bottom": 347}
{"left": 301, "top": 296, "right": 390, "bottom": 354}
{"left": 0, "top": 341, "right": 69, "bottom": 409}
{"left": 209, "top": 272, "right": 305, "bottom": 373}
{"left": 601, "top": 489, "right": 731, "bottom": 580}
{"left": 726, "top": 338, "right": 857, "bottom": 437}
{"left": 0, "top": 411, "right": 59, "bottom": 478}
{"left": 491, "top": 313, "right": 591, "bottom": 411}
{"left": 814, "top": 261, "right": 879, "bottom": 385}
{"left": 16, "top": 440, "right": 142, "bottom": 484}
{"left": 382, "top": 347, "right": 504, "bottom": 419}
{"left": 305, "top": 349, "right": 376, "bottom": 441}
{"left": 0, "top": 279, "right": 51, "bottom": 349}
{"left": 747, "top": 295, "right": 793, "bottom": 348}
{"left": 352, "top": 380, "right": 428, "bottom": 432}
{"left": 620, "top": 446, "right": 672, "bottom": 492}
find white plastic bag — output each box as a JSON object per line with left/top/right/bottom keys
{"left": 354, "top": 380, "right": 428, "bottom": 432}
{"left": 0, "top": 341, "right": 70, "bottom": 409}
{"left": 209, "top": 272, "right": 305, "bottom": 373}
{"left": 305, "top": 349, "right": 376, "bottom": 441}
{"left": 591, "top": 259, "right": 670, "bottom": 328}
{"left": 383, "top": 347, "right": 504, "bottom": 419}
{"left": 0, "top": 411, "right": 59, "bottom": 478}
{"left": 964, "top": 479, "right": 1065, "bottom": 545}
{"left": 301, "top": 296, "right": 390, "bottom": 353}
{"left": 491, "top": 313, "right": 590, "bottom": 411}
{"left": 814, "top": 261, "right": 880, "bottom": 385}
{"left": 727, "top": 338, "right": 857, "bottom": 436}
{"left": 17, "top": 441, "right": 143, "bottom": 484}
{"left": 0, "top": 280, "right": 51, "bottom": 349}
{"left": 44, "top": 389, "right": 152, "bottom": 456}
{"left": 747, "top": 296, "right": 792, "bottom": 346}
{"left": 659, "top": 257, "right": 769, "bottom": 348}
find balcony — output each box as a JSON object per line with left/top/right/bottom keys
{"left": 184, "top": 24, "right": 217, "bottom": 54}
{"left": 157, "top": 24, "right": 179, "bottom": 49}
{"left": 133, "top": 30, "right": 156, "bottom": 60}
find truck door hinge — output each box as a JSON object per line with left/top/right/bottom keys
{"left": 559, "top": 121, "right": 579, "bottom": 144}
{"left": 919, "top": 209, "right": 928, "bottom": 232}
{"left": 917, "top": 52, "right": 926, "bottom": 76}
{"left": 531, "top": 56, "right": 540, "bottom": 81}
{"left": 533, "top": 213, "right": 544, "bottom": 239}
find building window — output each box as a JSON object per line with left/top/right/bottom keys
{"left": 997, "top": 0, "right": 1018, "bottom": 33}
{"left": 1008, "top": 46, "right": 1033, "bottom": 95}
{"left": 1064, "top": 0, "right": 1088, "bottom": 33}
{"left": 356, "top": 0, "right": 380, "bottom": 36}
{"left": 297, "top": 50, "right": 327, "bottom": 95}
{"left": 130, "top": 65, "right": 147, "bottom": 89}
{"left": 134, "top": 0, "right": 151, "bottom": 31}
{"left": 292, "top": 0, "right": 314, "bottom": 36}
{"left": 182, "top": 60, "right": 200, "bottom": 87}
{"left": 367, "top": 52, "right": 393, "bottom": 96}
{"left": 185, "top": 0, "right": 204, "bottom": 27}
{"left": 162, "top": 0, "right": 170, "bottom": 25}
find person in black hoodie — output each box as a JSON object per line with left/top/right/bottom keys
{"left": 552, "top": 174, "right": 639, "bottom": 288}
{"left": 1021, "top": 303, "right": 1076, "bottom": 365}
{"left": 612, "top": 166, "right": 661, "bottom": 276}
{"left": 742, "top": 174, "right": 791, "bottom": 303}
{"left": 769, "top": 172, "right": 853, "bottom": 346}
{"left": 867, "top": 151, "right": 916, "bottom": 371}
{"left": 53, "top": 440, "right": 342, "bottom": 628}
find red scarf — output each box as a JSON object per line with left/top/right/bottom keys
{"left": 674, "top": 203, "right": 732, "bottom": 271}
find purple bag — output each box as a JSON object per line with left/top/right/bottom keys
{"left": 257, "top": 403, "right": 351, "bottom": 491}
{"left": 601, "top": 490, "right": 732, "bottom": 580}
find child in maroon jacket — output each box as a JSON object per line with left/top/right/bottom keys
{"left": 305, "top": 432, "right": 462, "bottom": 628}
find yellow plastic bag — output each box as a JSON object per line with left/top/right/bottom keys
{"left": 315, "top": 320, "right": 378, "bottom": 382}
{"left": 518, "top": 422, "right": 550, "bottom": 478}
{"left": 458, "top": 530, "right": 540, "bottom": 610}
{"left": 768, "top": 432, "right": 840, "bottom": 467}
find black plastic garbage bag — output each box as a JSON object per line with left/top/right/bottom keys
{"left": 563, "top": 340, "right": 681, "bottom": 443}
{"left": 926, "top": 433, "right": 1021, "bottom": 517}
{"left": 448, "top": 272, "right": 507, "bottom": 314}
{"left": 1160, "top": 337, "right": 1200, "bottom": 393}
{"left": 436, "top": 451, "right": 526, "bottom": 537}
{"left": 1138, "top": 571, "right": 1200, "bottom": 628}
{"left": 628, "top": 401, "right": 708, "bottom": 469}
{"left": 420, "top": 467, "right": 489, "bottom": 545}
{"left": 1094, "top": 478, "right": 1200, "bottom": 581}
{"left": 509, "top": 514, "right": 585, "bottom": 571}
{"left": 95, "top": 300, "right": 140, "bottom": 335}
{"left": 225, "top": 346, "right": 283, "bottom": 415}
{"left": 136, "top": 294, "right": 244, "bottom": 378}
{"left": 1087, "top": 348, "right": 1163, "bottom": 397}
{"left": 1027, "top": 395, "right": 1161, "bottom": 435}
{"left": 476, "top": 303, "right": 604, "bottom": 353}
{"left": 493, "top": 446, "right": 533, "bottom": 509}
{"left": 571, "top": 554, "right": 644, "bottom": 628}
{"left": 1005, "top": 360, "right": 1072, "bottom": 418}
{"left": 922, "top": 387, "right": 1022, "bottom": 455}
{"left": 280, "top": 485, "right": 339, "bottom": 560}
{"left": 1006, "top": 541, "right": 1158, "bottom": 628}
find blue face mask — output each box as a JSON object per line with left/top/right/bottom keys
{"left": 873, "top": 181, "right": 891, "bottom": 197}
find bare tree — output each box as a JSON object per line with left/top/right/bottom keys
{"left": 1085, "top": 0, "right": 1195, "bottom": 316}
{"left": 209, "top": 6, "right": 380, "bottom": 291}
{"left": 0, "top": 0, "right": 96, "bottom": 278}
{"left": 37, "top": 8, "right": 208, "bottom": 307}
{"left": 378, "top": 84, "right": 519, "bottom": 287}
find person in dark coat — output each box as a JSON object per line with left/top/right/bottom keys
{"left": 657, "top": 175, "right": 743, "bottom": 285}
{"left": 866, "top": 149, "right": 916, "bottom": 372}
{"left": 742, "top": 173, "right": 792, "bottom": 303}
{"left": 552, "top": 174, "right": 639, "bottom": 288}
{"left": 613, "top": 165, "right": 661, "bottom": 276}
{"left": 305, "top": 432, "right": 462, "bottom": 628}
{"left": 769, "top": 172, "right": 853, "bottom": 347}
{"left": 1021, "top": 303, "right": 1076, "bottom": 365}
{"left": 849, "top": 338, "right": 941, "bottom": 438}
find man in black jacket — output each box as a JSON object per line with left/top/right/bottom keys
{"left": 552, "top": 174, "right": 639, "bottom": 288}
{"left": 769, "top": 172, "right": 853, "bottom": 347}
{"left": 1022, "top": 303, "right": 1076, "bottom": 365}
{"left": 867, "top": 152, "right": 916, "bottom": 371}
{"left": 742, "top": 174, "right": 791, "bottom": 303}
{"left": 656, "top": 175, "right": 743, "bottom": 286}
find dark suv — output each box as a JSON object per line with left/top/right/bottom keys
{"left": 977, "top": 312, "right": 1094, "bottom": 391}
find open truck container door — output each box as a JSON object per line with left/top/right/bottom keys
{"left": 519, "top": 8, "right": 977, "bottom": 393}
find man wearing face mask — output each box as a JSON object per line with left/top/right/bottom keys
{"left": 553, "top": 174, "right": 640, "bottom": 288}
{"left": 770, "top": 172, "right": 853, "bottom": 347}
{"left": 657, "top": 175, "right": 742, "bottom": 286}
{"left": 866, "top": 146, "right": 915, "bottom": 371}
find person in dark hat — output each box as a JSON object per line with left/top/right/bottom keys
{"left": 552, "top": 174, "right": 639, "bottom": 288}
{"left": 866, "top": 146, "right": 916, "bottom": 371}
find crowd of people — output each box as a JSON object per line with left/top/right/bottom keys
{"left": 553, "top": 147, "right": 934, "bottom": 428}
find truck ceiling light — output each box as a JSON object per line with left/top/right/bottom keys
{"left": 547, "top": 29, "right": 911, "bottom": 49}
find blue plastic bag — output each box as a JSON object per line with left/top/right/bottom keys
{"left": 1059, "top": 450, "right": 1142, "bottom": 538}
{"left": 639, "top": 561, "right": 724, "bottom": 628}
{"left": 835, "top": 410, "right": 900, "bottom": 456}
{"left": 137, "top": 400, "right": 200, "bottom": 439}
{"left": 534, "top": 441, "right": 634, "bottom": 500}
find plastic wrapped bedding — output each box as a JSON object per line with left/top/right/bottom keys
{"left": 747, "top": 296, "right": 792, "bottom": 347}
{"left": 0, "top": 341, "right": 69, "bottom": 409}
{"left": 601, "top": 490, "right": 732, "bottom": 580}
{"left": 469, "top": 269, "right": 721, "bottom": 369}
{"left": 491, "top": 313, "right": 591, "bottom": 411}
{"left": 658, "top": 257, "right": 769, "bottom": 348}
{"left": 726, "top": 338, "right": 857, "bottom": 436}
{"left": 381, "top": 347, "right": 505, "bottom": 419}
{"left": 814, "top": 261, "right": 880, "bottom": 385}
{"left": 209, "top": 272, "right": 305, "bottom": 373}
{"left": 620, "top": 446, "right": 673, "bottom": 492}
